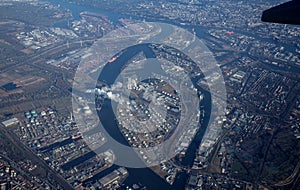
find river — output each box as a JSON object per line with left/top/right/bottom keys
{"left": 44, "top": 0, "right": 212, "bottom": 189}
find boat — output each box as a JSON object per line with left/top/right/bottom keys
{"left": 72, "top": 133, "right": 82, "bottom": 140}
{"left": 108, "top": 56, "right": 118, "bottom": 63}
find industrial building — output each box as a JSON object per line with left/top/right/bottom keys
{"left": 1, "top": 118, "right": 19, "bottom": 127}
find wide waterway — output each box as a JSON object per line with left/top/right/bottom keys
{"left": 44, "top": 0, "right": 212, "bottom": 189}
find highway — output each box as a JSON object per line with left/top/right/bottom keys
{"left": 0, "top": 124, "right": 74, "bottom": 190}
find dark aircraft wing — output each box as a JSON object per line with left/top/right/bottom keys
{"left": 261, "top": 0, "right": 300, "bottom": 25}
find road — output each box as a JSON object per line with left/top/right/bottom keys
{"left": 0, "top": 124, "right": 74, "bottom": 190}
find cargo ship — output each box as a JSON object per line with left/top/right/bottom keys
{"left": 108, "top": 56, "right": 118, "bottom": 63}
